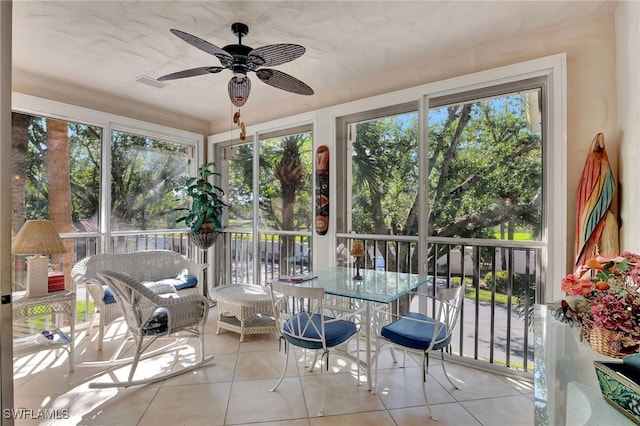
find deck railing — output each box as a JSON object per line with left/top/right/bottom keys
{"left": 220, "top": 230, "right": 537, "bottom": 377}
{"left": 13, "top": 229, "right": 536, "bottom": 377}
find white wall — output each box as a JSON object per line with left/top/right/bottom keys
{"left": 616, "top": 1, "right": 640, "bottom": 252}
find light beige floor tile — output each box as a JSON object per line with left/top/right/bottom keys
{"left": 234, "top": 349, "right": 299, "bottom": 381}
{"left": 309, "top": 409, "right": 395, "bottom": 425}
{"left": 84, "top": 351, "right": 190, "bottom": 387}
{"left": 243, "top": 420, "right": 311, "bottom": 426}
{"left": 301, "top": 372, "right": 386, "bottom": 417}
{"left": 61, "top": 386, "right": 160, "bottom": 425}
{"left": 204, "top": 328, "right": 242, "bottom": 354}
{"left": 161, "top": 352, "right": 236, "bottom": 386}
{"left": 238, "top": 332, "right": 281, "bottom": 352}
{"left": 430, "top": 362, "right": 522, "bottom": 401}
{"left": 375, "top": 365, "right": 457, "bottom": 409}
{"left": 500, "top": 375, "right": 535, "bottom": 394}
{"left": 226, "top": 377, "right": 309, "bottom": 424}
{"left": 13, "top": 363, "right": 96, "bottom": 397}
{"left": 290, "top": 347, "right": 363, "bottom": 381}
{"left": 462, "top": 394, "right": 534, "bottom": 426}
{"left": 11, "top": 393, "right": 82, "bottom": 426}
{"left": 138, "top": 382, "right": 231, "bottom": 426}
{"left": 12, "top": 314, "right": 534, "bottom": 426}
{"left": 373, "top": 346, "right": 422, "bottom": 370}
{"left": 389, "top": 403, "right": 483, "bottom": 426}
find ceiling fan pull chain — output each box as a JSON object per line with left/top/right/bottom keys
{"left": 233, "top": 110, "right": 246, "bottom": 141}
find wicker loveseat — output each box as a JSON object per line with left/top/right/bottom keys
{"left": 72, "top": 250, "right": 205, "bottom": 350}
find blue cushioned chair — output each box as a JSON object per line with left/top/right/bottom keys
{"left": 374, "top": 285, "right": 464, "bottom": 420}
{"left": 269, "top": 280, "right": 362, "bottom": 417}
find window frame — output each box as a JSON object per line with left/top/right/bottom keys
{"left": 210, "top": 55, "right": 566, "bottom": 299}
{"left": 12, "top": 92, "right": 205, "bottom": 253}
{"left": 209, "top": 111, "right": 317, "bottom": 285}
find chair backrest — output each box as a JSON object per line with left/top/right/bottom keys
{"left": 434, "top": 285, "right": 464, "bottom": 343}
{"left": 270, "top": 281, "right": 328, "bottom": 349}
{"left": 97, "top": 270, "right": 166, "bottom": 333}
{"left": 72, "top": 250, "right": 196, "bottom": 286}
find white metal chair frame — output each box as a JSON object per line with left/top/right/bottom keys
{"left": 85, "top": 270, "right": 214, "bottom": 388}
{"left": 374, "top": 285, "right": 465, "bottom": 420}
{"left": 269, "top": 281, "right": 365, "bottom": 417}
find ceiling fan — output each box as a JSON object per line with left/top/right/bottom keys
{"left": 158, "top": 23, "right": 314, "bottom": 107}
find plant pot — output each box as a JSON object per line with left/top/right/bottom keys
{"left": 189, "top": 230, "right": 219, "bottom": 250}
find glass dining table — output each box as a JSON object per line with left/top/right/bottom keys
{"left": 289, "top": 266, "right": 432, "bottom": 391}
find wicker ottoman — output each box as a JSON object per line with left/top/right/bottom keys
{"left": 210, "top": 284, "right": 277, "bottom": 341}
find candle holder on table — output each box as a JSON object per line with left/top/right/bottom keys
{"left": 350, "top": 240, "right": 365, "bottom": 281}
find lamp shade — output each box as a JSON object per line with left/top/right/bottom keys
{"left": 350, "top": 240, "right": 365, "bottom": 257}
{"left": 12, "top": 219, "right": 67, "bottom": 255}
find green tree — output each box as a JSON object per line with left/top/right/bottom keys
{"left": 257, "top": 132, "right": 312, "bottom": 231}
{"left": 257, "top": 132, "right": 312, "bottom": 272}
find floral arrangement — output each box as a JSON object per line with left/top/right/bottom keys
{"left": 560, "top": 251, "right": 640, "bottom": 356}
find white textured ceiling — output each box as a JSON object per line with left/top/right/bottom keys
{"left": 12, "top": 1, "right": 616, "bottom": 134}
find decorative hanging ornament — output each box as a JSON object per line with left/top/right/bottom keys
{"left": 233, "top": 110, "right": 246, "bottom": 140}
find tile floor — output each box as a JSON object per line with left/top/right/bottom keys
{"left": 12, "top": 308, "right": 534, "bottom": 425}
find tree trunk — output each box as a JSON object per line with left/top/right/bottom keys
{"left": 274, "top": 136, "right": 305, "bottom": 275}
{"left": 46, "top": 118, "right": 74, "bottom": 289}
{"left": 11, "top": 113, "right": 31, "bottom": 234}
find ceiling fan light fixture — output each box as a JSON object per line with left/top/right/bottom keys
{"left": 228, "top": 76, "right": 251, "bottom": 107}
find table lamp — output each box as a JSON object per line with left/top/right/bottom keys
{"left": 12, "top": 219, "right": 67, "bottom": 297}
{"left": 350, "top": 240, "right": 365, "bottom": 280}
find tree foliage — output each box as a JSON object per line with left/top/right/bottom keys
{"left": 110, "top": 131, "right": 191, "bottom": 230}
{"left": 11, "top": 115, "right": 192, "bottom": 232}
{"left": 256, "top": 132, "right": 312, "bottom": 231}
{"left": 349, "top": 93, "right": 542, "bottom": 271}
{"left": 12, "top": 114, "right": 102, "bottom": 229}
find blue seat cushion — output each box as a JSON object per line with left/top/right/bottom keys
{"left": 283, "top": 313, "right": 357, "bottom": 350}
{"left": 103, "top": 285, "right": 117, "bottom": 304}
{"left": 102, "top": 272, "right": 197, "bottom": 303}
{"left": 152, "top": 272, "right": 198, "bottom": 291}
{"left": 380, "top": 312, "right": 450, "bottom": 351}
{"left": 141, "top": 308, "right": 168, "bottom": 335}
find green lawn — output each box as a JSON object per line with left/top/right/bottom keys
{"left": 493, "top": 231, "right": 534, "bottom": 241}
{"left": 16, "top": 301, "right": 94, "bottom": 333}
{"left": 464, "top": 286, "right": 512, "bottom": 305}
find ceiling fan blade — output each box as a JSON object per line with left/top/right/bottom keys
{"left": 255, "top": 69, "right": 314, "bottom": 95}
{"left": 248, "top": 44, "right": 306, "bottom": 67}
{"left": 157, "top": 66, "right": 224, "bottom": 81}
{"left": 228, "top": 76, "right": 251, "bottom": 107}
{"left": 170, "top": 29, "right": 234, "bottom": 67}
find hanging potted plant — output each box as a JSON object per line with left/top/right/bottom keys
{"left": 175, "top": 162, "right": 227, "bottom": 249}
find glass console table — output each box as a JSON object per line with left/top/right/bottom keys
{"left": 534, "top": 304, "right": 632, "bottom": 425}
